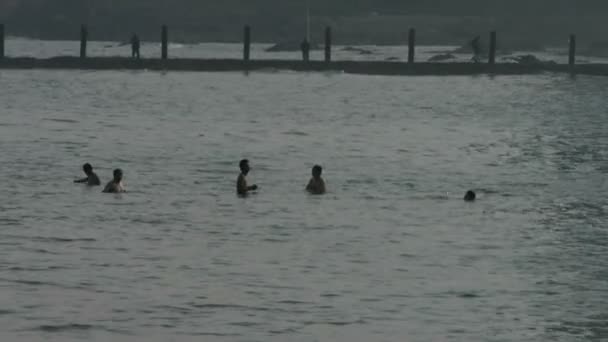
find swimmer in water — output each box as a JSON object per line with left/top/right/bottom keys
{"left": 237, "top": 159, "right": 258, "bottom": 196}
{"left": 306, "top": 165, "right": 326, "bottom": 195}
{"left": 102, "top": 168, "right": 126, "bottom": 193}
{"left": 464, "top": 190, "right": 476, "bottom": 202}
{"left": 74, "top": 163, "right": 101, "bottom": 186}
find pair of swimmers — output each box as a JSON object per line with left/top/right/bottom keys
{"left": 237, "top": 159, "right": 326, "bottom": 196}
{"left": 74, "top": 163, "right": 126, "bottom": 193}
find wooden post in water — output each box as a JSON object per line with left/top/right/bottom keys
{"left": 569, "top": 34, "right": 576, "bottom": 67}
{"left": 161, "top": 25, "right": 168, "bottom": 60}
{"left": 80, "top": 25, "right": 88, "bottom": 59}
{"left": 407, "top": 28, "right": 416, "bottom": 63}
{"left": 489, "top": 31, "right": 497, "bottom": 65}
{"left": 324, "top": 26, "right": 332, "bottom": 63}
{"left": 243, "top": 25, "right": 251, "bottom": 61}
{"left": 0, "top": 24, "right": 4, "bottom": 59}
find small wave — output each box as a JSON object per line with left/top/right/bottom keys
{"left": 35, "top": 323, "right": 94, "bottom": 332}
{"left": 229, "top": 321, "right": 261, "bottom": 327}
{"left": 42, "top": 118, "right": 79, "bottom": 124}
{"left": 1, "top": 235, "right": 96, "bottom": 243}
{"left": 276, "top": 300, "right": 312, "bottom": 305}
{"left": 10, "top": 279, "right": 57, "bottom": 286}
{"left": 282, "top": 130, "right": 309, "bottom": 136}
{"left": 188, "top": 303, "right": 271, "bottom": 312}
{"left": 302, "top": 319, "right": 366, "bottom": 326}
{"left": 8, "top": 266, "right": 68, "bottom": 272}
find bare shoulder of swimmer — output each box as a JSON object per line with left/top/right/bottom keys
{"left": 307, "top": 178, "right": 326, "bottom": 194}
{"left": 237, "top": 174, "right": 248, "bottom": 194}
{"left": 87, "top": 173, "right": 101, "bottom": 186}
{"left": 102, "top": 181, "right": 115, "bottom": 193}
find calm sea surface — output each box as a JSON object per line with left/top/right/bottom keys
{"left": 0, "top": 65, "right": 608, "bottom": 342}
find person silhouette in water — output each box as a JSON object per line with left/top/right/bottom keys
{"left": 74, "top": 163, "right": 101, "bottom": 186}
{"left": 306, "top": 165, "right": 326, "bottom": 195}
{"left": 464, "top": 190, "right": 476, "bottom": 202}
{"left": 103, "top": 168, "right": 126, "bottom": 193}
{"left": 237, "top": 159, "right": 258, "bottom": 196}
{"left": 131, "top": 34, "right": 141, "bottom": 59}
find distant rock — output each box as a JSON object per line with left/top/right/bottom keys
{"left": 503, "top": 54, "right": 556, "bottom": 65}
{"left": 265, "top": 41, "right": 321, "bottom": 52}
{"left": 428, "top": 53, "right": 456, "bottom": 62}
{"left": 341, "top": 46, "right": 375, "bottom": 55}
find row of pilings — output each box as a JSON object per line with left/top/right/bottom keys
{"left": 0, "top": 24, "right": 580, "bottom": 67}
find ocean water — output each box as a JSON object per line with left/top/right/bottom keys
{"left": 0, "top": 68, "right": 607, "bottom": 342}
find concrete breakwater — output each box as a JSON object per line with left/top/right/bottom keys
{"left": 2, "top": 57, "right": 608, "bottom": 76}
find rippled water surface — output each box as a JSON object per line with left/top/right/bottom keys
{"left": 1, "top": 69, "right": 608, "bottom": 342}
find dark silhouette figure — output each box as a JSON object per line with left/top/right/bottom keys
{"left": 306, "top": 165, "right": 326, "bottom": 195}
{"left": 103, "top": 169, "right": 126, "bottom": 193}
{"left": 237, "top": 159, "right": 258, "bottom": 196}
{"left": 301, "top": 39, "right": 311, "bottom": 62}
{"left": 131, "top": 34, "right": 141, "bottom": 59}
{"left": 74, "top": 163, "right": 101, "bottom": 186}
{"left": 464, "top": 190, "right": 476, "bottom": 202}
{"left": 471, "top": 36, "right": 481, "bottom": 63}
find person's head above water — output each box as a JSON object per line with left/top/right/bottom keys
{"left": 464, "top": 190, "right": 476, "bottom": 202}
{"left": 113, "top": 169, "right": 123, "bottom": 182}
{"left": 239, "top": 159, "right": 250, "bottom": 175}
{"left": 312, "top": 165, "right": 323, "bottom": 179}
{"left": 83, "top": 163, "right": 93, "bottom": 175}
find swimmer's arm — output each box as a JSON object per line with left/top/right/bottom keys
{"left": 247, "top": 184, "right": 258, "bottom": 191}
{"left": 74, "top": 177, "right": 88, "bottom": 183}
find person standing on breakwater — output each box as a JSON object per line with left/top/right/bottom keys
{"left": 74, "top": 163, "right": 101, "bottom": 186}
{"left": 131, "top": 34, "right": 140, "bottom": 59}
{"left": 103, "top": 169, "right": 126, "bottom": 193}
{"left": 237, "top": 159, "right": 258, "bottom": 196}
{"left": 301, "top": 39, "right": 311, "bottom": 62}
{"left": 306, "top": 165, "right": 326, "bottom": 195}
{"left": 471, "top": 36, "right": 481, "bottom": 63}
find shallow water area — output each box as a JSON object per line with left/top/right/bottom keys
{"left": 0, "top": 68, "right": 608, "bottom": 342}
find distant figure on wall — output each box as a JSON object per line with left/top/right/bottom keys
{"left": 131, "top": 34, "right": 141, "bottom": 59}
{"left": 471, "top": 36, "right": 481, "bottom": 63}
{"left": 301, "top": 39, "right": 311, "bottom": 62}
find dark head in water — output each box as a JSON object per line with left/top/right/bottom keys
{"left": 83, "top": 163, "right": 93, "bottom": 176}
{"left": 239, "top": 159, "right": 250, "bottom": 176}
{"left": 113, "top": 168, "right": 123, "bottom": 182}
{"left": 312, "top": 165, "right": 323, "bottom": 179}
{"left": 464, "top": 190, "right": 476, "bottom": 202}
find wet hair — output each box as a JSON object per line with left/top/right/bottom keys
{"left": 239, "top": 159, "right": 249, "bottom": 170}
{"left": 113, "top": 168, "right": 123, "bottom": 179}
{"left": 312, "top": 165, "right": 323, "bottom": 176}
{"left": 464, "top": 190, "right": 476, "bottom": 202}
{"left": 83, "top": 163, "right": 93, "bottom": 173}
